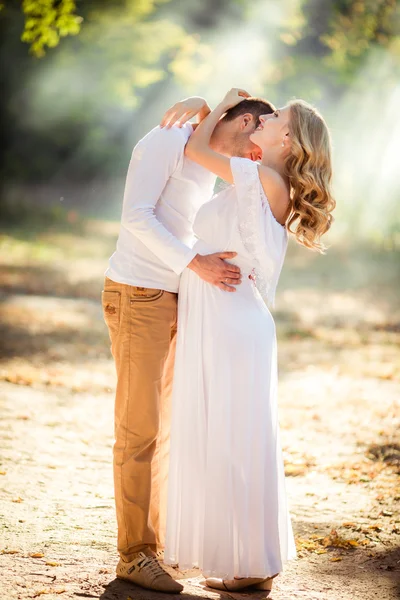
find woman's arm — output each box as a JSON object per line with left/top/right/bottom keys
{"left": 186, "top": 90, "right": 290, "bottom": 222}
{"left": 184, "top": 88, "right": 250, "bottom": 183}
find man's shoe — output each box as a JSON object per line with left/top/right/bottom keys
{"left": 156, "top": 549, "right": 178, "bottom": 568}
{"left": 117, "top": 552, "right": 183, "bottom": 593}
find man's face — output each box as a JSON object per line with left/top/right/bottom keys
{"left": 235, "top": 130, "right": 263, "bottom": 161}
{"left": 222, "top": 113, "right": 266, "bottom": 161}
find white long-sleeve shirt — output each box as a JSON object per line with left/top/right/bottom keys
{"left": 106, "top": 123, "right": 216, "bottom": 292}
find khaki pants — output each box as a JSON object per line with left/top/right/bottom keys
{"left": 102, "top": 277, "right": 177, "bottom": 561}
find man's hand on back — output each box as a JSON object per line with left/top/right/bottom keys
{"left": 188, "top": 252, "right": 242, "bottom": 292}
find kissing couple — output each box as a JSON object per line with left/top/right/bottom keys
{"left": 102, "top": 88, "right": 335, "bottom": 594}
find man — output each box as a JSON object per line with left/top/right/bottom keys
{"left": 102, "top": 95, "right": 275, "bottom": 593}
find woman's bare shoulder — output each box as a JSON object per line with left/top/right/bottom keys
{"left": 257, "top": 165, "right": 290, "bottom": 225}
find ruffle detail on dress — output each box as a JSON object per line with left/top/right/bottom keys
{"left": 230, "top": 157, "right": 287, "bottom": 308}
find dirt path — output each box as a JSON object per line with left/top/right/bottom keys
{"left": 0, "top": 227, "right": 399, "bottom": 599}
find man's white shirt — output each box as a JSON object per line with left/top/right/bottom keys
{"left": 106, "top": 123, "right": 216, "bottom": 293}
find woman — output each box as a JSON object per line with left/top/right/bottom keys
{"left": 162, "top": 89, "right": 335, "bottom": 592}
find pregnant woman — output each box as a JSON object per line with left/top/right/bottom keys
{"left": 163, "top": 89, "right": 335, "bottom": 592}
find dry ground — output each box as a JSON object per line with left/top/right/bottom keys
{"left": 0, "top": 221, "right": 399, "bottom": 600}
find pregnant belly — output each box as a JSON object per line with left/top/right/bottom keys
{"left": 193, "top": 239, "right": 256, "bottom": 283}
{"left": 179, "top": 262, "right": 275, "bottom": 344}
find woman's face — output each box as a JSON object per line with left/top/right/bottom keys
{"left": 250, "top": 107, "right": 291, "bottom": 150}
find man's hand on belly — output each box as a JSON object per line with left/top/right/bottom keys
{"left": 188, "top": 252, "right": 242, "bottom": 292}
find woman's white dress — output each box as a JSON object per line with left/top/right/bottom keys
{"left": 164, "top": 157, "right": 296, "bottom": 579}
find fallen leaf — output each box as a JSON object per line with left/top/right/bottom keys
{"left": 285, "top": 464, "right": 307, "bottom": 477}
{"left": 322, "top": 530, "right": 360, "bottom": 549}
{"left": 0, "top": 471, "right": 6, "bottom": 475}
{"left": 329, "top": 557, "right": 343, "bottom": 562}
{"left": 30, "top": 552, "right": 45, "bottom": 558}
{"left": 12, "top": 497, "right": 23, "bottom": 503}
{"left": 1, "top": 549, "right": 19, "bottom": 554}
{"left": 46, "top": 561, "right": 60, "bottom": 567}
{"left": 33, "top": 590, "right": 65, "bottom": 597}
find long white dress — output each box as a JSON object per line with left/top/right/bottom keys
{"left": 164, "top": 157, "right": 297, "bottom": 579}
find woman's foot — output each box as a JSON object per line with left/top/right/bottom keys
{"left": 252, "top": 577, "right": 273, "bottom": 591}
{"left": 252, "top": 573, "right": 279, "bottom": 591}
{"left": 205, "top": 577, "right": 265, "bottom": 591}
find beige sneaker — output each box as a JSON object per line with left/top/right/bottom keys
{"left": 156, "top": 549, "right": 178, "bottom": 568}
{"left": 117, "top": 552, "right": 183, "bottom": 593}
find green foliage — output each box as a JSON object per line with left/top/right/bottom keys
{"left": 1, "top": 0, "right": 399, "bottom": 239}
{"left": 265, "top": 0, "right": 398, "bottom": 101}
{"left": 77, "top": 5, "right": 199, "bottom": 107}
{"left": 21, "top": 0, "right": 82, "bottom": 57}
{"left": 0, "top": 197, "right": 84, "bottom": 232}
{"left": 322, "top": 0, "right": 400, "bottom": 77}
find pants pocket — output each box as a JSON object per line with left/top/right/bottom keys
{"left": 131, "top": 288, "right": 164, "bottom": 303}
{"left": 102, "top": 290, "right": 121, "bottom": 339}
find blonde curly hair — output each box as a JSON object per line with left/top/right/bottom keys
{"left": 285, "top": 100, "right": 336, "bottom": 252}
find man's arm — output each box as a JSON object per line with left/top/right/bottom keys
{"left": 160, "top": 97, "right": 211, "bottom": 129}
{"left": 122, "top": 125, "right": 242, "bottom": 290}
{"left": 121, "top": 126, "right": 196, "bottom": 275}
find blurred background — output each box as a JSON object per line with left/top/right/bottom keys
{"left": 0, "top": 0, "right": 399, "bottom": 391}
{"left": 1, "top": 0, "right": 400, "bottom": 232}
{"left": 1, "top": 0, "right": 400, "bottom": 393}
{"left": 0, "top": 4, "right": 399, "bottom": 595}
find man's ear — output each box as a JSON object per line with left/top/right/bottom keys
{"left": 240, "top": 113, "right": 255, "bottom": 130}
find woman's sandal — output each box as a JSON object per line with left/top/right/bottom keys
{"left": 205, "top": 577, "right": 265, "bottom": 592}
{"left": 252, "top": 573, "right": 279, "bottom": 591}
{"left": 206, "top": 571, "right": 280, "bottom": 592}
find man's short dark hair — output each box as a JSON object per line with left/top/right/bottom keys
{"left": 222, "top": 97, "right": 276, "bottom": 124}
